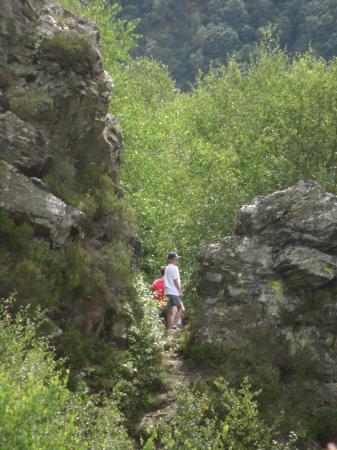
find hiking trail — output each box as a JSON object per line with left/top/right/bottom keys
{"left": 140, "top": 331, "right": 197, "bottom": 430}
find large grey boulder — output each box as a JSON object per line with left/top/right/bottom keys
{"left": 194, "top": 181, "right": 337, "bottom": 425}
{"left": 0, "top": 163, "right": 83, "bottom": 246}
{"left": 237, "top": 180, "right": 337, "bottom": 251}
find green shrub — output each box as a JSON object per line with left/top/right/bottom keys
{"left": 308, "top": 406, "right": 337, "bottom": 446}
{"left": 0, "top": 215, "right": 108, "bottom": 311}
{"left": 185, "top": 323, "right": 329, "bottom": 441}
{"left": 45, "top": 169, "right": 136, "bottom": 243}
{"left": 110, "top": 277, "right": 166, "bottom": 426}
{"left": 146, "top": 377, "right": 298, "bottom": 450}
{"left": 0, "top": 209, "right": 109, "bottom": 305}
{"left": 93, "top": 175, "right": 136, "bottom": 229}
{"left": 104, "top": 240, "right": 133, "bottom": 281}
{"left": 0, "top": 211, "right": 33, "bottom": 251}
{"left": 58, "top": 321, "right": 94, "bottom": 369}
{"left": 127, "top": 278, "right": 165, "bottom": 379}
{"left": 47, "top": 276, "right": 166, "bottom": 427}
{"left": 0, "top": 300, "right": 133, "bottom": 449}
{"left": 44, "top": 162, "right": 105, "bottom": 208}
{"left": 8, "top": 259, "right": 51, "bottom": 307}
{"left": 43, "top": 172, "right": 80, "bottom": 207}
{"left": 0, "top": 158, "right": 136, "bottom": 393}
{"left": 41, "top": 31, "right": 93, "bottom": 70}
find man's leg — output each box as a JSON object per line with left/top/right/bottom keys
{"left": 166, "top": 304, "right": 174, "bottom": 329}
{"left": 173, "top": 303, "right": 184, "bottom": 326}
{"left": 172, "top": 306, "right": 177, "bottom": 323}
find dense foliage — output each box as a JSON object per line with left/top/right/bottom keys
{"left": 113, "top": 45, "right": 337, "bottom": 276}
{"left": 1, "top": 298, "right": 299, "bottom": 449}
{"left": 117, "top": 0, "right": 337, "bottom": 88}
{"left": 3, "top": 0, "right": 337, "bottom": 446}
{"left": 112, "top": 44, "right": 337, "bottom": 448}
{"left": 0, "top": 169, "right": 138, "bottom": 389}
{"left": 62, "top": 1, "right": 337, "bottom": 283}
{"left": 145, "top": 378, "right": 298, "bottom": 450}
{"left": 0, "top": 203, "right": 166, "bottom": 423}
{"left": 0, "top": 301, "right": 133, "bottom": 449}
{"left": 64, "top": 2, "right": 337, "bottom": 443}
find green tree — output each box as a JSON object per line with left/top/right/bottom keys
{"left": 62, "top": 0, "right": 139, "bottom": 69}
{"left": 115, "top": 45, "right": 337, "bottom": 276}
{"left": 117, "top": 0, "right": 337, "bottom": 88}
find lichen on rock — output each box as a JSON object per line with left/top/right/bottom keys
{"left": 193, "top": 180, "right": 337, "bottom": 428}
{"left": 0, "top": 163, "right": 83, "bottom": 246}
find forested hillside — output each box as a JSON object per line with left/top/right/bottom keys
{"left": 118, "top": 0, "right": 337, "bottom": 87}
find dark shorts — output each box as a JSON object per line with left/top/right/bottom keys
{"left": 167, "top": 295, "right": 182, "bottom": 307}
{"left": 160, "top": 306, "right": 168, "bottom": 319}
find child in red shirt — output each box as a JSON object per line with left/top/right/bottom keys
{"left": 151, "top": 267, "right": 165, "bottom": 302}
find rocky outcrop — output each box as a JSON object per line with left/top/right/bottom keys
{"left": 0, "top": 162, "right": 83, "bottom": 245}
{"left": 0, "top": 0, "right": 121, "bottom": 183}
{"left": 195, "top": 181, "right": 337, "bottom": 421}
{"left": 0, "top": 0, "right": 122, "bottom": 238}
{"left": 0, "top": 0, "right": 135, "bottom": 348}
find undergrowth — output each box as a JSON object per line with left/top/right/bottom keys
{"left": 144, "top": 377, "right": 298, "bottom": 450}
{"left": 0, "top": 299, "right": 132, "bottom": 450}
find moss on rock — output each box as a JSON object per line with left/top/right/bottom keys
{"left": 9, "top": 92, "right": 52, "bottom": 121}
{"left": 41, "top": 31, "right": 94, "bottom": 71}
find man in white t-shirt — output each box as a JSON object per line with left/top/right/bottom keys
{"left": 164, "top": 252, "right": 185, "bottom": 329}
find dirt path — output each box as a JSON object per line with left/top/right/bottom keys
{"left": 140, "top": 331, "right": 197, "bottom": 430}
